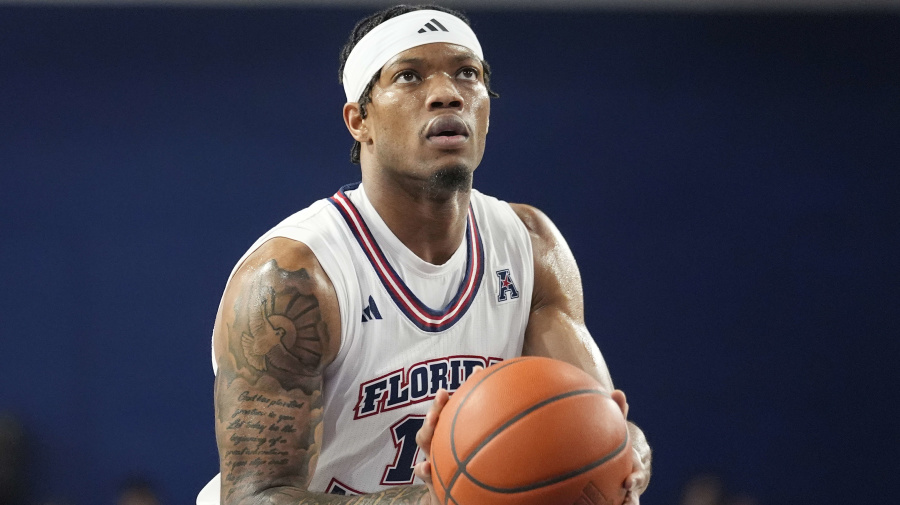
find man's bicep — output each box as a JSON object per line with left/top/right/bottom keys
{"left": 523, "top": 305, "right": 614, "bottom": 391}
{"left": 512, "top": 203, "right": 615, "bottom": 391}
{"left": 213, "top": 239, "right": 340, "bottom": 503}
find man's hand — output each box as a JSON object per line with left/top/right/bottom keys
{"left": 625, "top": 420, "right": 652, "bottom": 504}
{"left": 611, "top": 390, "right": 651, "bottom": 505}
{"left": 415, "top": 364, "right": 486, "bottom": 504}
{"left": 413, "top": 388, "right": 450, "bottom": 505}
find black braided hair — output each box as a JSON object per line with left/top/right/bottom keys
{"left": 338, "top": 4, "right": 499, "bottom": 164}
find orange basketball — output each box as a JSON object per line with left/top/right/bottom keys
{"left": 430, "top": 356, "right": 632, "bottom": 505}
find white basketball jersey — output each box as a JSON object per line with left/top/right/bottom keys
{"left": 207, "top": 183, "right": 533, "bottom": 497}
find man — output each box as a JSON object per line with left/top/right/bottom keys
{"left": 199, "top": 5, "right": 650, "bottom": 505}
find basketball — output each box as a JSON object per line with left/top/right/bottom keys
{"left": 430, "top": 356, "right": 632, "bottom": 505}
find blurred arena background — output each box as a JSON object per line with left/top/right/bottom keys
{"left": 1, "top": 0, "right": 898, "bottom": 504}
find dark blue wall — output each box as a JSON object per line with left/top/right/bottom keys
{"left": 1, "top": 6, "right": 897, "bottom": 505}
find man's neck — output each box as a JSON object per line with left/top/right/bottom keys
{"left": 361, "top": 170, "right": 471, "bottom": 266}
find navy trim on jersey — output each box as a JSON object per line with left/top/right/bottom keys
{"left": 328, "top": 183, "right": 484, "bottom": 333}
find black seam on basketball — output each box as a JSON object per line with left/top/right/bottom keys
{"left": 431, "top": 445, "right": 446, "bottom": 503}
{"left": 458, "top": 389, "right": 623, "bottom": 494}
{"left": 469, "top": 421, "right": 629, "bottom": 494}
{"left": 432, "top": 446, "right": 457, "bottom": 505}
{"left": 445, "top": 358, "right": 524, "bottom": 503}
{"left": 466, "top": 389, "right": 609, "bottom": 460}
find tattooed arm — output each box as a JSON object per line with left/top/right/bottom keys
{"left": 214, "top": 237, "right": 432, "bottom": 505}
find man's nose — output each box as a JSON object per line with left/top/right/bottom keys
{"left": 427, "top": 74, "right": 463, "bottom": 110}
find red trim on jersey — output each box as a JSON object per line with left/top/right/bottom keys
{"left": 328, "top": 186, "right": 484, "bottom": 332}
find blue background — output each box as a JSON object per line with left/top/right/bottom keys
{"left": 1, "top": 5, "right": 898, "bottom": 504}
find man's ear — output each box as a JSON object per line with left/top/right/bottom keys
{"left": 343, "top": 102, "right": 369, "bottom": 143}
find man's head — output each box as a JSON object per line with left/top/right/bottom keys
{"left": 338, "top": 5, "right": 498, "bottom": 183}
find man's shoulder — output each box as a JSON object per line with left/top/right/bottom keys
{"left": 223, "top": 195, "right": 347, "bottom": 285}
{"left": 504, "top": 203, "right": 573, "bottom": 264}
{"left": 471, "top": 189, "right": 529, "bottom": 223}
{"left": 267, "top": 196, "right": 338, "bottom": 231}
{"left": 505, "top": 202, "right": 552, "bottom": 236}
{"left": 470, "top": 190, "right": 541, "bottom": 220}
{"left": 249, "top": 195, "right": 349, "bottom": 252}
{"left": 468, "top": 191, "right": 556, "bottom": 246}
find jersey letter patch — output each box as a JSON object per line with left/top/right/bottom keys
{"left": 496, "top": 269, "right": 520, "bottom": 303}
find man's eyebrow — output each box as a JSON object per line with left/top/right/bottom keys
{"left": 388, "top": 57, "right": 425, "bottom": 67}
{"left": 450, "top": 53, "right": 479, "bottom": 63}
{"left": 452, "top": 54, "right": 482, "bottom": 65}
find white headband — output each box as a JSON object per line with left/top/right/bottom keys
{"left": 342, "top": 10, "right": 484, "bottom": 103}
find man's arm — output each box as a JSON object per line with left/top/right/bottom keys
{"left": 214, "top": 237, "right": 431, "bottom": 505}
{"left": 511, "top": 203, "right": 652, "bottom": 499}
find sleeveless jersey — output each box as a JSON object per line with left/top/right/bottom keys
{"left": 206, "top": 183, "right": 533, "bottom": 497}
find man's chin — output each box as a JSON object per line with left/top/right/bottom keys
{"left": 423, "top": 164, "right": 473, "bottom": 196}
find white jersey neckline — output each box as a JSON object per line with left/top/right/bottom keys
{"left": 345, "top": 184, "right": 468, "bottom": 278}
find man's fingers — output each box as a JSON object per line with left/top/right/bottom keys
{"left": 416, "top": 389, "right": 451, "bottom": 457}
{"left": 414, "top": 460, "right": 433, "bottom": 485}
{"left": 434, "top": 388, "right": 450, "bottom": 409}
{"left": 416, "top": 368, "right": 487, "bottom": 505}
{"left": 624, "top": 446, "right": 649, "bottom": 495}
{"left": 623, "top": 450, "right": 646, "bottom": 505}
{"left": 416, "top": 369, "right": 481, "bottom": 488}
{"left": 415, "top": 423, "right": 434, "bottom": 457}
{"left": 611, "top": 389, "right": 628, "bottom": 418}
{"left": 623, "top": 490, "right": 641, "bottom": 505}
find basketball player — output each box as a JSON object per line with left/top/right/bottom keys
{"left": 200, "top": 5, "right": 651, "bottom": 505}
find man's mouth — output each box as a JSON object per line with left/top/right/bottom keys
{"left": 425, "top": 115, "right": 469, "bottom": 147}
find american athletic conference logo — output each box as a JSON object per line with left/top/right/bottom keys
{"left": 496, "top": 269, "right": 519, "bottom": 303}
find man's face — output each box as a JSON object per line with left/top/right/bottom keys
{"left": 358, "top": 42, "right": 491, "bottom": 184}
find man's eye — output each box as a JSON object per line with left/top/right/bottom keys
{"left": 458, "top": 68, "right": 479, "bottom": 81}
{"left": 396, "top": 71, "right": 419, "bottom": 83}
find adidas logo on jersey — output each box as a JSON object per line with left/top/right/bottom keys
{"left": 417, "top": 18, "right": 449, "bottom": 33}
{"left": 361, "top": 295, "right": 382, "bottom": 322}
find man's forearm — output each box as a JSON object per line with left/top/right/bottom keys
{"left": 257, "top": 485, "right": 430, "bottom": 505}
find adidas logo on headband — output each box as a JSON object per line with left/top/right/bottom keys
{"left": 418, "top": 18, "right": 449, "bottom": 33}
